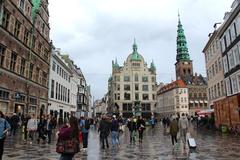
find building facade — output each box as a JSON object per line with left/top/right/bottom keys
{"left": 213, "top": 0, "right": 240, "bottom": 129}
{"left": 175, "top": 15, "right": 208, "bottom": 116}
{"left": 0, "top": 0, "right": 50, "bottom": 116}
{"left": 108, "top": 41, "right": 157, "bottom": 118}
{"left": 48, "top": 48, "right": 72, "bottom": 123}
{"left": 203, "top": 27, "right": 226, "bottom": 108}
{"left": 156, "top": 79, "right": 189, "bottom": 118}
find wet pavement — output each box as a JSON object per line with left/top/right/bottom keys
{"left": 3, "top": 124, "right": 240, "bottom": 160}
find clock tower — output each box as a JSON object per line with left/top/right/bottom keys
{"left": 175, "top": 14, "right": 193, "bottom": 79}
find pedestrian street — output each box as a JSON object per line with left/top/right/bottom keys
{"left": 3, "top": 124, "right": 240, "bottom": 160}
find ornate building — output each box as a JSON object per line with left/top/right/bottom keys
{"left": 175, "top": 14, "right": 208, "bottom": 116}
{"left": 0, "top": 0, "right": 51, "bottom": 116}
{"left": 108, "top": 40, "right": 157, "bottom": 118}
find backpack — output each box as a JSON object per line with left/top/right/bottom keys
{"left": 84, "top": 120, "right": 90, "bottom": 130}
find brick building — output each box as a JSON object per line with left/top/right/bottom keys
{"left": 0, "top": 0, "right": 51, "bottom": 116}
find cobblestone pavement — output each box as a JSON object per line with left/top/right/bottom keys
{"left": 3, "top": 124, "right": 240, "bottom": 160}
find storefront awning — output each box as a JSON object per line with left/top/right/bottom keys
{"left": 194, "top": 100, "right": 199, "bottom": 103}
{"left": 199, "top": 100, "right": 203, "bottom": 103}
{"left": 190, "top": 101, "right": 194, "bottom": 103}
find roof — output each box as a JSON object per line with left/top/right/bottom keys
{"left": 181, "top": 74, "right": 207, "bottom": 86}
{"left": 157, "top": 79, "right": 186, "bottom": 95}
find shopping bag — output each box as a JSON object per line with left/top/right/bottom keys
{"left": 79, "top": 132, "right": 83, "bottom": 143}
{"left": 188, "top": 138, "right": 197, "bottom": 149}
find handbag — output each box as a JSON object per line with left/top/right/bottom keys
{"left": 56, "top": 138, "right": 79, "bottom": 154}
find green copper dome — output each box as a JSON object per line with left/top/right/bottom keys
{"left": 131, "top": 39, "right": 141, "bottom": 61}
{"left": 176, "top": 14, "right": 190, "bottom": 62}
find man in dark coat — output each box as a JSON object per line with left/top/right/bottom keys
{"left": 127, "top": 117, "right": 137, "bottom": 143}
{"left": 10, "top": 113, "right": 19, "bottom": 136}
{"left": 98, "top": 115, "right": 111, "bottom": 149}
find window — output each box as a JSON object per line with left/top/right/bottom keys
{"left": 223, "top": 56, "right": 228, "bottom": 73}
{"left": 19, "top": 0, "right": 25, "bottom": 11}
{"left": 231, "top": 75, "right": 238, "bottom": 94}
{"left": 135, "top": 93, "right": 139, "bottom": 100}
{"left": 124, "top": 93, "right": 130, "bottom": 100}
{"left": 142, "top": 85, "right": 148, "bottom": 91}
{"left": 221, "top": 81, "right": 225, "bottom": 96}
{"left": 23, "top": 29, "right": 29, "bottom": 45}
{"left": 0, "top": 45, "right": 6, "bottom": 67}
{"left": 215, "top": 61, "right": 218, "bottom": 73}
{"left": 32, "top": 36, "right": 36, "bottom": 50}
{"left": 0, "top": 90, "right": 9, "bottom": 100}
{"left": 152, "top": 77, "right": 155, "bottom": 82}
{"left": 56, "top": 82, "right": 58, "bottom": 99}
{"left": 152, "top": 85, "right": 155, "bottom": 91}
{"left": 58, "top": 83, "right": 60, "bottom": 100}
{"left": 225, "top": 78, "right": 232, "bottom": 96}
{"left": 218, "top": 58, "right": 222, "bottom": 71}
{"left": 29, "top": 63, "right": 33, "bottom": 80}
{"left": 42, "top": 71, "right": 47, "bottom": 86}
{"left": 10, "top": 52, "right": 17, "bottom": 72}
{"left": 20, "top": 58, "right": 26, "bottom": 76}
{"left": 115, "top": 75, "right": 120, "bottom": 82}
{"left": 228, "top": 51, "right": 235, "bottom": 69}
{"left": 52, "top": 61, "right": 56, "bottom": 71}
{"left": 124, "top": 84, "right": 130, "bottom": 91}
{"left": 234, "top": 23, "right": 238, "bottom": 38}
{"left": 135, "top": 74, "right": 138, "bottom": 82}
{"left": 234, "top": 45, "right": 240, "bottom": 65}
{"left": 152, "top": 94, "right": 155, "bottom": 100}
{"left": 42, "top": 23, "right": 45, "bottom": 34}
{"left": 142, "top": 94, "right": 149, "bottom": 100}
{"left": 237, "top": 74, "right": 240, "bottom": 93}
{"left": 14, "top": 20, "right": 21, "bottom": 38}
{"left": 57, "top": 65, "right": 59, "bottom": 74}
{"left": 212, "top": 64, "right": 215, "bottom": 76}
{"left": 141, "top": 103, "right": 150, "bottom": 111}
{"left": 142, "top": 76, "right": 148, "bottom": 82}
{"left": 124, "top": 76, "right": 130, "bottom": 82}
{"left": 51, "top": 79, "right": 54, "bottom": 98}
{"left": 35, "top": 67, "right": 39, "bottom": 82}
{"left": 67, "top": 89, "right": 70, "bottom": 103}
{"left": 38, "top": 42, "right": 42, "bottom": 54}
{"left": 123, "top": 103, "right": 132, "bottom": 111}
{"left": 217, "top": 83, "right": 220, "bottom": 97}
{"left": 135, "top": 84, "right": 139, "bottom": 91}
{"left": 2, "top": 8, "right": 10, "bottom": 29}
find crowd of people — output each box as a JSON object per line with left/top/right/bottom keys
{"left": 0, "top": 110, "right": 213, "bottom": 160}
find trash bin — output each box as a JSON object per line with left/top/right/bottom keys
{"left": 221, "top": 125, "right": 227, "bottom": 133}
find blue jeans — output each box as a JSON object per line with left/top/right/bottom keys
{"left": 59, "top": 154, "right": 74, "bottom": 160}
{"left": 111, "top": 131, "right": 119, "bottom": 147}
{"left": 82, "top": 132, "right": 88, "bottom": 148}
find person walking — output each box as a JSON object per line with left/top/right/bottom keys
{"left": 170, "top": 116, "right": 179, "bottom": 146}
{"left": 98, "top": 115, "right": 110, "bottom": 149}
{"left": 179, "top": 113, "right": 189, "bottom": 149}
{"left": 10, "top": 113, "right": 19, "bottom": 136}
{"left": 127, "top": 117, "right": 137, "bottom": 143}
{"left": 46, "top": 115, "right": 54, "bottom": 144}
{"left": 137, "top": 116, "right": 145, "bottom": 143}
{"left": 37, "top": 115, "right": 47, "bottom": 144}
{"left": 150, "top": 116, "right": 156, "bottom": 129}
{"left": 111, "top": 115, "right": 119, "bottom": 148}
{"left": 79, "top": 117, "right": 90, "bottom": 150}
{"left": 27, "top": 114, "right": 38, "bottom": 144}
{"left": 0, "top": 111, "right": 11, "bottom": 160}
{"left": 58, "top": 116, "right": 79, "bottom": 160}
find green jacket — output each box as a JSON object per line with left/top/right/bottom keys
{"left": 170, "top": 120, "right": 179, "bottom": 136}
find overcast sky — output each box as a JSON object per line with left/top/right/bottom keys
{"left": 49, "top": 0, "right": 233, "bottom": 100}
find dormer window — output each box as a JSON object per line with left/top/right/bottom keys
{"left": 19, "top": 0, "right": 25, "bottom": 11}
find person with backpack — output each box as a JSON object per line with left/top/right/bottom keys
{"left": 0, "top": 111, "right": 11, "bottom": 160}
{"left": 79, "top": 116, "right": 90, "bottom": 150}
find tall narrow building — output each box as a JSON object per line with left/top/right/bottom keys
{"left": 174, "top": 14, "right": 208, "bottom": 116}
{"left": 0, "top": 0, "right": 51, "bottom": 116}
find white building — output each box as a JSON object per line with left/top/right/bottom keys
{"left": 156, "top": 79, "right": 189, "bottom": 117}
{"left": 48, "top": 48, "right": 73, "bottom": 123}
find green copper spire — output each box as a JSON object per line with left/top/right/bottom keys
{"left": 112, "top": 58, "right": 120, "bottom": 69}
{"left": 176, "top": 13, "right": 190, "bottom": 62}
{"left": 131, "top": 39, "right": 141, "bottom": 61}
{"left": 32, "top": 0, "right": 41, "bottom": 22}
